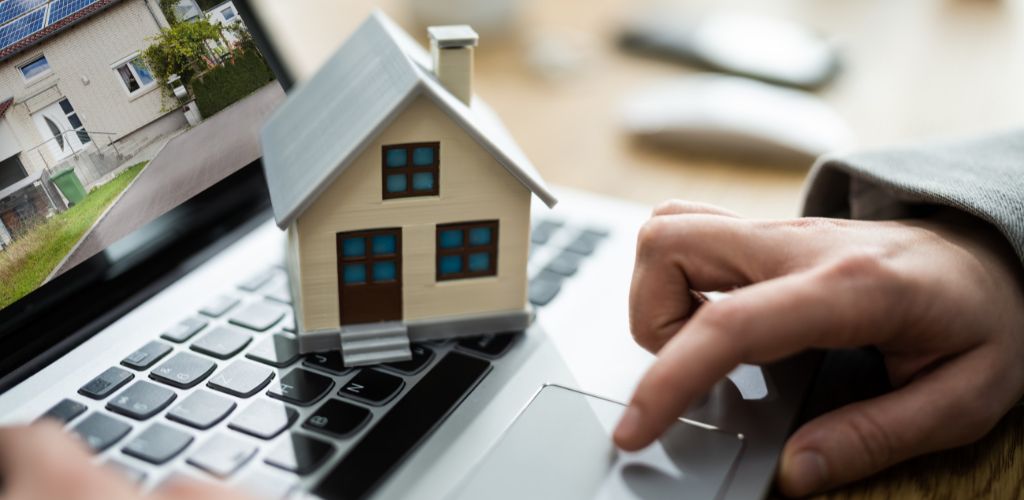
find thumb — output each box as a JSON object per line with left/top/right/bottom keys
{"left": 777, "top": 350, "right": 1002, "bottom": 496}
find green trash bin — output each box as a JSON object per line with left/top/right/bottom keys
{"left": 52, "top": 168, "right": 87, "bottom": 206}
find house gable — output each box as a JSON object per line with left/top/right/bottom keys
{"left": 293, "top": 95, "right": 531, "bottom": 332}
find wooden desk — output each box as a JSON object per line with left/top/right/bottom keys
{"left": 250, "top": 0, "right": 1024, "bottom": 496}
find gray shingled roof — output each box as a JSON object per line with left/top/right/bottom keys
{"left": 260, "top": 11, "right": 557, "bottom": 229}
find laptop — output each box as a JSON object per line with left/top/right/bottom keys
{"left": 0, "top": 1, "right": 817, "bottom": 498}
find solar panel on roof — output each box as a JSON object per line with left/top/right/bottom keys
{"left": 0, "top": 0, "right": 48, "bottom": 26}
{"left": 0, "top": 6, "right": 44, "bottom": 50}
{"left": 46, "top": 0, "right": 99, "bottom": 26}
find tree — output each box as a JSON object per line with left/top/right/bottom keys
{"left": 141, "top": 18, "right": 222, "bottom": 104}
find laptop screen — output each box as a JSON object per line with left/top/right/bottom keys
{"left": 0, "top": 0, "right": 285, "bottom": 384}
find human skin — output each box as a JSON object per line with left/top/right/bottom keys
{"left": 611, "top": 200, "right": 1024, "bottom": 496}
{"left": 0, "top": 423, "right": 254, "bottom": 500}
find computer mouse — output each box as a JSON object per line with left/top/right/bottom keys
{"left": 621, "top": 74, "right": 854, "bottom": 166}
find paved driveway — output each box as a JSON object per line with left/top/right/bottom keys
{"left": 51, "top": 83, "right": 285, "bottom": 278}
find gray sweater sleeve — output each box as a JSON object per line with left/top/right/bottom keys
{"left": 801, "top": 130, "right": 1024, "bottom": 263}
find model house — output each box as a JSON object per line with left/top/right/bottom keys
{"left": 261, "top": 12, "right": 557, "bottom": 365}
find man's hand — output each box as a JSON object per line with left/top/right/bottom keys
{"left": 612, "top": 200, "right": 1024, "bottom": 496}
{"left": 0, "top": 423, "right": 254, "bottom": 500}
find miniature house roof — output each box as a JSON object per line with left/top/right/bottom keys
{"left": 261, "top": 11, "right": 558, "bottom": 229}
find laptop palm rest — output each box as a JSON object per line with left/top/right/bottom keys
{"left": 447, "top": 385, "right": 744, "bottom": 500}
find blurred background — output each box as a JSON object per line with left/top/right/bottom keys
{"left": 258, "top": 0, "right": 1024, "bottom": 218}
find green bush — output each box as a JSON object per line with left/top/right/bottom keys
{"left": 191, "top": 49, "right": 275, "bottom": 117}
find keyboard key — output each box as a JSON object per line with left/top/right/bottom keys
{"left": 531, "top": 219, "right": 563, "bottom": 245}
{"left": 228, "top": 399, "right": 297, "bottom": 439}
{"left": 199, "top": 295, "right": 240, "bottom": 317}
{"left": 191, "top": 326, "right": 252, "bottom": 360}
{"left": 381, "top": 344, "right": 434, "bottom": 375}
{"left": 246, "top": 333, "right": 300, "bottom": 368}
{"left": 187, "top": 433, "right": 257, "bottom": 478}
{"left": 237, "top": 470, "right": 299, "bottom": 500}
{"left": 239, "top": 269, "right": 278, "bottom": 292}
{"left": 267, "top": 368, "right": 333, "bottom": 406}
{"left": 303, "top": 351, "right": 351, "bottom": 376}
{"left": 457, "top": 333, "right": 517, "bottom": 359}
{"left": 72, "top": 413, "right": 132, "bottom": 452}
{"left": 264, "top": 433, "right": 336, "bottom": 475}
{"left": 229, "top": 302, "right": 286, "bottom": 332}
{"left": 37, "top": 398, "right": 87, "bottom": 424}
{"left": 161, "top": 317, "right": 208, "bottom": 343}
{"left": 338, "top": 369, "right": 404, "bottom": 406}
{"left": 107, "top": 381, "right": 176, "bottom": 420}
{"left": 105, "top": 459, "right": 147, "bottom": 485}
{"left": 528, "top": 271, "right": 562, "bottom": 306}
{"left": 121, "top": 341, "right": 172, "bottom": 371}
{"left": 565, "top": 230, "right": 606, "bottom": 255}
{"left": 282, "top": 314, "right": 296, "bottom": 332}
{"left": 167, "top": 390, "right": 236, "bottom": 430}
{"left": 313, "top": 352, "right": 491, "bottom": 499}
{"left": 122, "top": 422, "right": 194, "bottom": 465}
{"left": 263, "top": 281, "right": 292, "bottom": 304}
{"left": 79, "top": 367, "right": 134, "bottom": 400}
{"left": 151, "top": 352, "right": 217, "bottom": 389}
{"left": 543, "top": 250, "right": 584, "bottom": 277}
{"left": 208, "top": 360, "right": 274, "bottom": 398}
{"left": 303, "top": 399, "right": 371, "bottom": 439}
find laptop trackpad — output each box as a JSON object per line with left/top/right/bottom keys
{"left": 448, "top": 385, "right": 744, "bottom": 500}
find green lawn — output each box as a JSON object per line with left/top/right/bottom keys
{"left": 0, "top": 162, "right": 147, "bottom": 310}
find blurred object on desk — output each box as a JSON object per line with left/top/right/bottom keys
{"left": 621, "top": 74, "right": 854, "bottom": 167}
{"left": 405, "top": 0, "right": 521, "bottom": 35}
{"left": 620, "top": 10, "right": 840, "bottom": 90}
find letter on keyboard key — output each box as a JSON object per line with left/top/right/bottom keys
{"left": 264, "top": 433, "right": 336, "bottom": 475}
{"left": 228, "top": 398, "right": 297, "bottom": 439}
{"left": 229, "top": 301, "right": 286, "bottom": 332}
{"left": 303, "top": 399, "right": 371, "bottom": 439}
{"left": 79, "top": 367, "right": 134, "bottom": 400}
{"left": 191, "top": 326, "right": 252, "bottom": 360}
{"left": 72, "top": 413, "right": 132, "bottom": 452}
{"left": 208, "top": 360, "right": 274, "bottom": 398}
{"left": 122, "top": 422, "right": 194, "bottom": 464}
{"left": 121, "top": 340, "right": 172, "bottom": 370}
{"left": 303, "top": 351, "right": 351, "bottom": 375}
{"left": 267, "top": 368, "right": 334, "bottom": 406}
{"left": 382, "top": 344, "right": 434, "bottom": 375}
{"left": 106, "top": 381, "right": 177, "bottom": 420}
{"left": 37, "top": 398, "right": 87, "bottom": 424}
{"left": 457, "top": 333, "right": 517, "bottom": 358}
{"left": 168, "top": 390, "right": 236, "bottom": 430}
{"left": 187, "top": 433, "right": 257, "bottom": 478}
{"left": 246, "top": 333, "right": 300, "bottom": 368}
{"left": 338, "top": 369, "right": 404, "bottom": 405}
{"left": 150, "top": 352, "right": 217, "bottom": 389}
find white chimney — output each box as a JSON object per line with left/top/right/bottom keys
{"left": 428, "top": 25, "right": 479, "bottom": 106}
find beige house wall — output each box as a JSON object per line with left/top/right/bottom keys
{"left": 294, "top": 95, "right": 532, "bottom": 332}
{"left": 0, "top": 0, "right": 171, "bottom": 174}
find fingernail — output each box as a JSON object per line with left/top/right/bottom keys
{"left": 615, "top": 406, "right": 644, "bottom": 444}
{"left": 785, "top": 451, "right": 828, "bottom": 495}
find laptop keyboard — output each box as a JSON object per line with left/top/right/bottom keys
{"left": 37, "top": 217, "right": 607, "bottom": 499}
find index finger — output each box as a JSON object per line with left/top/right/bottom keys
{"left": 616, "top": 258, "right": 906, "bottom": 450}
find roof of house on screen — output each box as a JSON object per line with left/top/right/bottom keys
{"left": 259, "top": 10, "right": 558, "bottom": 229}
{"left": 0, "top": 0, "right": 124, "bottom": 62}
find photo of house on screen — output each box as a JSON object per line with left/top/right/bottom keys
{"left": 0, "top": 0, "right": 240, "bottom": 245}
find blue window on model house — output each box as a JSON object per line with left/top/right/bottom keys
{"left": 339, "top": 232, "right": 400, "bottom": 285}
{"left": 382, "top": 142, "right": 439, "bottom": 199}
{"left": 436, "top": 221, "right": 498, "bottom": 281}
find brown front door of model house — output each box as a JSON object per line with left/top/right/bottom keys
{"left": 336, "top": 228, "right": 402, "bottom": 325}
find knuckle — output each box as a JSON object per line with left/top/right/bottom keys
{"left": 652, "top": 199, "right": 688, "bottom": 216}
{"left": 841, "top": 409, "right": 897, "bottom": 469}
{"left": 822, "top": 250, "right": 905, "bottom": 293}
{"left": 636, "top": 217, "right": 675, "bottom": 253}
